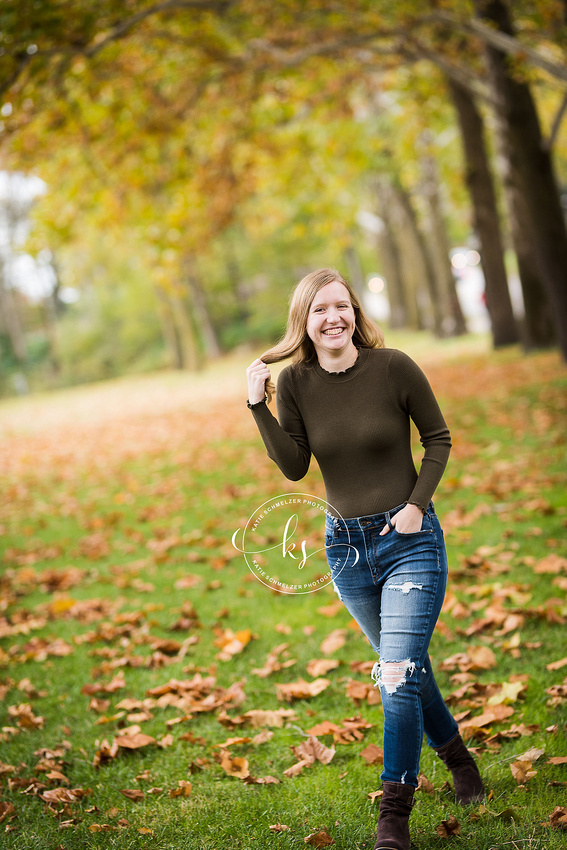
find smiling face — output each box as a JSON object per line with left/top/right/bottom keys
{"left": 306, "top": 280, "right": 357, "bottom": 358}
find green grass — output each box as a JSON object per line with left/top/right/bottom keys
{"left": 1, "top": 336, "right": 566, "bottom": 849}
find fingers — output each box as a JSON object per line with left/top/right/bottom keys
{"left": 246, "top": 358, "right": 271, "bottom": 377}
{"left": 246, "top": 359, "right": 271, "bottom": 405}
{"left": 379, "top": 522, "right": 391, "bottom": 536}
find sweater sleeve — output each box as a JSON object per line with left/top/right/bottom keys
{"left": 250, "top": 366, "right": 311, "bottom": 481}
{"left": 389, "top": 351, "right": 452, "bottom": 512}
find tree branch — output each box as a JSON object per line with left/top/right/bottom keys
{"left": 403, "top": 39, "right": 498, "bottom": 108}
{"left": 428, "top": 10, "right": 567, "bottom": 84}
{"left": 546, "top": 89, "right": 567, "bottom": 150}
{"left": 83, "top": 0, "right": 234, "bottom": 58}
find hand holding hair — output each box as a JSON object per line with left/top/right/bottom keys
{"left": 246, "top": 358, "right": 272, "bottom": 405}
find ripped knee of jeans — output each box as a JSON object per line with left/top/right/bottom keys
{"left": 371, "top": 659, "right": 417, "bottom": 695}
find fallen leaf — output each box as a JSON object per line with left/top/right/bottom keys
{"left": 212, "top": 736, "right": 252, "bottom": 749}
{"left": 317, "top": 601, "right": 343, "bottom": 617}
{"left": 93, "top": 738, "right": 119, "bottom": 767}
{"left": 367, "top": 789, "right": 383, "bottom": 803}
{"left": 306, "top": 659, "right": 340, "bottom": 677}
{"left": 276, "top": 678, "right": 330, "bottom": 702}
{"left": 115, "top": 731, "right": 157, "bottom": 750}
{"left": 518, "top": 746, "right": 545, "bottom": 763}
{"left": 359, "top": 744, "right": 384, "bottom": 765}
{"left": 7, "top": 703, "right": 44, "bottom": 730}
{"left": 345, "top": 679, "right": 381, "bottom": 705}
{"left": 168, "top": 780, "right": 192, "bottom": 798}
{"left": 214, "top": 749, "right": 250, "bottom": 779}
{"left": 459, "top": 704, "right": 515, "bottom": 731}
{"left": 292, "top": 736, "right": 335, "bottom": 765}
{"left": 510, "top": 760, "right": 537, "bottom": 785}
{"left": 549, "top": 806, "right": 567, "bottom": 830}
{"left": 213, "top": 628, "right": 254, "bottom": 661}
{"left": 269, "top": 823, "right": 290, "bottom": 832}
{"left": 320, "top": 629, "right": 347, "bottom": 655}
{"left": 304, "top": 829, "right": 335, "bottom": 846}
{"left": 252, "top": 643, "right": 296, "bottom": 678}
{"left": 435, "top": 815, "right": 461, "bottom": 837}
{"left": 240, "top": 708, "right": 297, "bottom": 727}
{"left": 417, "top": 774, "right": 435, "bottom": 794}
{"left": 283, "top": 758, "right": 313, "bottom": 777}
{"left": 486, "top": 680, "right": 527, "bottom": 706}
{"left": 120, "top": 788, "right": 145, "bottom": 802}
{"left": 0, "top": 802, "right": 16, "bottom": 823}
{"left": 252, "top": 730, "right": 273, "bottom": 745}
{"left": 547, "top": 657, "right": 567, "bottom": 671}
{"left": 41, "top": 787, "right": 91, "bottom": 803}
{"left": 548, "top": 756, "right": 567, "bottom": 765}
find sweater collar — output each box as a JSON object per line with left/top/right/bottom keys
{"left": 313, "top": 346, "right": 370, "bottom": 382}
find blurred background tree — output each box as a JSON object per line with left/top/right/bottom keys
{"left": 0, "top": 0, "right": 566, "bottom": 394}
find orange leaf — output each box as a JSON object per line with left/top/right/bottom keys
{"left": 269, "top": 823, "right": 290, "bottom": 832}
{"left": 417, "top": 774, "right": 435, "bottom": 794}
{"left": 283, "top": 758, "right": 312, "bottom": 777}
{"left": 120, "top": 789, "right": 145, "bottom": 802}
{"left": 115, "top": 728, "right": 157, "bottom": 750}
{"left": 304, "top": 829, "right": 335, "bottom": 846}
{"left": 317, "top": 601, "right": 343, "bottom": 617}
{"left": 276, "top": 678, "right": 330, "bottom": 702}
{"left": 41, "top": 787, "right": 91, "bottom": 803}
{"left": 241, "top": 708, "right": 297, "bottom": 727}
{"left": 306, "top": 659, "right": 340, "bottom": 677}
{"left": 359, "top": 744, "right": 384, "bottom": 765}
{"left": 510, "top": 760, "right": 537, "bottom": 784}
{"left": 292, "top": 736, "right": 335, "bottom": 765}
{"left": 546, "top": 657, "right": 567, "bottom": 671}
{"left": 168, "top": 780, "right": 192, "bottom": 798}
{"left": 459, "top": 705, "right": 515, "bottom": 730}
{"left": 320, "top": 629, "right": 347, "bottom": 655}
{"left": 242, "top": 774, "right": 280, "bottom": 784}
{"left": 215, "top": 749, "right": 250, "bottom": 778}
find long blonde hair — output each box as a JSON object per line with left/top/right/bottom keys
{"left": 261, "top": 268, "right": 384, "bottom": 402}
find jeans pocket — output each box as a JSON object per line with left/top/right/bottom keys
{"left": 395, "top": 513, "right": 434, "bottom": 535}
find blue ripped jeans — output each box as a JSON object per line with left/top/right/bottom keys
{"left": 325, "top": 502, "right": 459, "bottom": 788}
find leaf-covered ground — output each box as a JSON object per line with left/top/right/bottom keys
{"left": 0, "top": 340, "right": 566, "bottom": 850}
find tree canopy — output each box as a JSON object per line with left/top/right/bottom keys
{"left": 1, "top": 0, "right": 566, "bottom": 391}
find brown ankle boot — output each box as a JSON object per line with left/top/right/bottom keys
{"left": 374, "top": 781, "right": 414, "bottom": 850}
{"left": 434, "top": 733, "right": 484, "bottom": 804}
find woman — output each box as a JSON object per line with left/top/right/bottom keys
{"left": 246, "top": 269, "right": 483, "bottom": 850}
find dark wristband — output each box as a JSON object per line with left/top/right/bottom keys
{"left": 246, "top": 394, "right": 267, "bottom": 409}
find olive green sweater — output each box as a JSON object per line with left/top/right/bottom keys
{"left": 250, "top": 347, "right": 451, "bottom": 518}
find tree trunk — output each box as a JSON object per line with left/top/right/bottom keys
{"left": 155, "top": 287, "right": 184, "bottom": 369}
{"left": 374, "top": 180, "right": 411, "bottom": 329}
{"left": 171, "top": 289, "right": 201, "bottom": 371}
{"left": 448, "top": 76, "right": 519, "bottom": 347}
{"left": 389, "top": 182, "right": 435, "bottom": 331}
{"left": 0, "top": 259, "right": 27, "bottom": 362}
{"left": 391, "top": 178, "right": 448, "bottom": 335}
{"left": 499, "top": 158, "right": 557, "bottom": 349}
{"left": 419, "top": 149, "right": 468, "bottom": 337}
{"left": 185, "top": 259, "right": 222, "bottom": 360}
{"left": 343, "top": 243, "right": 366, "bottom": 300}
{"left": 476, "top": 0, "right": 567, "bottom": 359}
